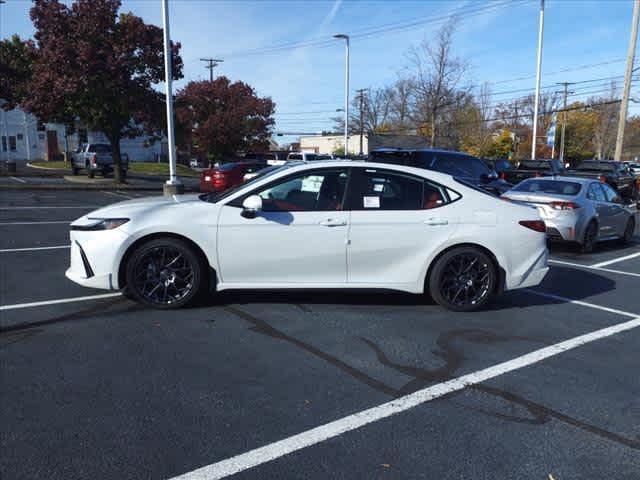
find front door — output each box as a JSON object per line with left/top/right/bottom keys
{"left": 600, "top": 182, "right": 630, "bottom": 236}
{"left": 217, "top": 168, "right": 350, "bottom": 285}
{"left": 346, "top": 167, "right": 459, "bottom": 286}
{"left": 45, "top": 130, "right": 59, "bottom": 161}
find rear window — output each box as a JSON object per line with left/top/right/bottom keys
{"left": 217, "top": 162, "right": 239, "bottom": 172}
{"left": 513, "top": 179, "right": 582, "bottom": 196}
{"left": 431, "top": 154, "right": 490, "bottom": 178}
{"left": 576, "top": 161, "right": 614, "bottom": 172}
{"left": 519, "top": 160, "right": 551, "bottom": 170}
{"left": 88, "top": 144, "right": 111, "bottom": 153}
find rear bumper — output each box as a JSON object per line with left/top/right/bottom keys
{"left": 505, "top": 248, "right": 549, "bottom": 290}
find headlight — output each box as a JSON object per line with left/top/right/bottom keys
{"left": 70, "top": 218, "right": 130, "bottom": 231}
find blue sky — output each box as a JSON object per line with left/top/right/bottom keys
{"left": 2, "top": 0, "right": 638, "bottom": 143}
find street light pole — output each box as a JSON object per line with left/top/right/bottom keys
{"left": 334, "top": 34, "right": 349, "bottom": 157}
{"left": 161, "top": 0, "right": 183, "bottom": 195}
{"left": 531, "top": 0, "right": 545, "bottom": 160}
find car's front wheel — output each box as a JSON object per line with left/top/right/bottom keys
{"left": 428, "top": 246, "right": 497, "bottom": 312}
{"left": 125, "top": 238, "right": 207, "bottom": 309}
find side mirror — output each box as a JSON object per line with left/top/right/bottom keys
{"left": 241, "top": 195, "right": 262, "bottom": 219}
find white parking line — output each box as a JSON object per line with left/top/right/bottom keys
{"left": 0, "top": 221, "right": 71, "bottom": 225}
{"left": 591, "top": 251, "right": 640, "bottom": 268}
{"left": 9, "top": 176, "right": 27, "bottom": 184}
{"left": 0, "top": 293, "right": 122, "bottom": 312}
{"left": 169, "top": 293, "right": 639, "bottom": 480}
{"left": 102, "top": 190, "right": 134, "bottom": 199}
{"left": 549, "top": 259, "right": 640, "bottom": 279}
{"left": 0, "top": 245, "right": 69, "bottom": 253}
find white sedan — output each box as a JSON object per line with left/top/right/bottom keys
{"left": 66, "top": 160, "right": 549, "bottom": 311}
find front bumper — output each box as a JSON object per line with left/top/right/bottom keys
{"left": 65, "top": 228, "right": 131, "bottom": 290}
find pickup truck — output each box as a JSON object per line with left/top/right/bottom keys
{"left": 566, "top": 160, "right": 638, "bottom": 201}
{"left": 70, "top": 143, "right": 129, "bottom": 179}
{"left": 487, "top": 159, "right": 566, "bottom": 185}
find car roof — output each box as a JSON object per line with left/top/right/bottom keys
{"left": 370, "top": 148, "right": 473, "bottom": 156}
{"left": 273, "top": 159, "right": 455, "bottom": 183}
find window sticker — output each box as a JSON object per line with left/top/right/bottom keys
{"left": 363, "top": 196, "right": 380, "bottom": 208}
{"left": 373, "top": 183, "right": 384, "bottom": 192}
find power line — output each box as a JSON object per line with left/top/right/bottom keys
{"left": 220, "top": 0, "right": 524, "bottom": 59}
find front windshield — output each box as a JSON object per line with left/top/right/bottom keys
{"left": 200, "top": 164, "right": 291, "bottom": 203}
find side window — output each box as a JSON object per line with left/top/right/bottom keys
{"left": 587, "top": 183, "right": 606, "bottom": 202}
{"left": 288, "top": 154, "right": 302, "bottom": 161}
{"left": 254, "top": 169, "right": 348, "bottom": 212}
{"left": 601, "top": 183, "right": 619, "bottom": 203}
{"left": 351, "top": 169, "right": 448, "bottom": 211}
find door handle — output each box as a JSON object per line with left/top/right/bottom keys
{"left": 424, "top": 218, "right": 448, "bottom": 226}
{"left": 319, "top": 219, "right": 347, "bottom": 227}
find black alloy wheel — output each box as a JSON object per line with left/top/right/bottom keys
{"left": 429, "top": 247, "right": 496, "bottom": 312}
{"left": 581, "top": 220, "right": 598, "bottom": 253}
{"left": 125, "top": 238, "right": 206, "bottom": 309}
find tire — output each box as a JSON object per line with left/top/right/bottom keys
{"left": 120, "top": 169, "right": 127, "bottom": 183}
{"left": 428, "top": 246, "right": 497, "bottom": 312}
{"left": 621, "top": 216, "right": 636, "bottom": 245}
{"left": 124, "top": 238, "right": 207, "bottom": 309}
{"left": 88, "top": 169, "right": 95, "bottom": 179}
{"left": 71, "top": 165, "right": 79, "bottom": 175}
{"left": 581, "top": 220, "right": 598, "bottom": 253}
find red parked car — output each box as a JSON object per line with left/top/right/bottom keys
{"left": 200, "top": 161, "right": 267, "bottom": 193}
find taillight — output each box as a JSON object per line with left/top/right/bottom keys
{"left": 499, "top": 172, "right": 506, "bottom": 180}
{"left": 599, "top": 175, "right": 606, "bottom": 183}
{"left": 519, "top": 220, "right": 546, "bottom": 232}
{"left": 549, "top": 201, "right": 580, "bottom": 210}
{"left": 91, "top": 154, "right": 97, "bottom": 165}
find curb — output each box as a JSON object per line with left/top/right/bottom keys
{"left": 0, "top": 183, "right": 199, "bottom": 192}
{"left": 26, "top": 162, "right": 68, "bottom": 171}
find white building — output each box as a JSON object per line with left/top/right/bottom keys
{"left": 0, "top": 104, "right": 166, "bottom": 163}
{"left": 299, "top": 133, "right": 430, "bottom": 155}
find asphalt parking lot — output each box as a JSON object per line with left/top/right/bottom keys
{"left": 1, "top": 189, "right": 639, "bottom": 480}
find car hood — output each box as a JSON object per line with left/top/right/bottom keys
{"left": 71, "top": 194, "right": 204, "bottom": 226}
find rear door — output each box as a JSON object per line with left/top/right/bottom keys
{"left": 346, "top": 167, "right": 459, "bottom": 287}
{"left": 587, "top": 182, "right": 614, "bottom": 236}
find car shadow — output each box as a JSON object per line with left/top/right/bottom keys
{"left": 548, "top": 237, "right": 640, "bottom": 260}
{"left": 200, "top": 266, "right": 616, "bottom": 311}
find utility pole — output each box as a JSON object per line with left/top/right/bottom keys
{"left": 556, "top": 82, "right": 575, "bottom": 163}
{"left": 356, "top": 88, "right": 367, "bottom": 155}
{"left": 200, "top": 58, "right": 224, "bottom": 82}
{"left": 531, "top": 0, "right": 545, "bottom": 160}
{"left": 614, "top": 0, "right": 640, "bottom": 161}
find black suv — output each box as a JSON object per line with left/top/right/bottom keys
{"left": 368, "top": 148, "right": 512, "bottom": 195}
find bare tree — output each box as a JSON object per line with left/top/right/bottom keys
{"left": 591, "top": 81, "right": 620, "bottom": 160}
{"left": 390, "top": 77, "right": 414, "bottom": 131}
{"left": 406, "top": 20, "right": 468, "bottom": 147}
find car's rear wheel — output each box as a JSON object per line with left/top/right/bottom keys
{"left": 71, "top": 165, "right": 79, "bottom": 175}
{"left": 88, "top": 169, "right": 95, "bottom": 179}
{"left": 125, "top": 238, "right": 206, "bottom": 309}
{"left": 621, "top": 217, "right": 635, "bottom": 245}
{"left": 428, "top": 247, "right": 497, "bottom": 312}
{"left": 581, "top": 220, "right": 598, "bottom": 253}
